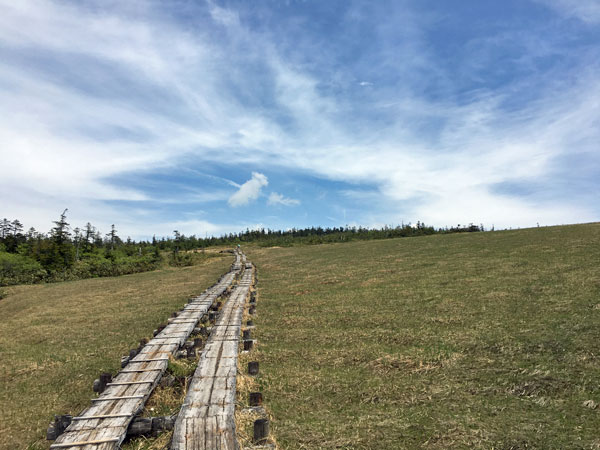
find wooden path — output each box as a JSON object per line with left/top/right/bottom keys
{"left": 171, "top": 260, "right": 254, "bottom": 450}
{"left": 50, "top": 253, "right": 244, "bottom": 449}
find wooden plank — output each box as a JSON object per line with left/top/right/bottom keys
{"left": 72, "top": 414, "right": 131, "bottom": 420}
{"left": 172, "top": 260, "right": 253, "bottom": 449}
{"left": 91, "top": 395, "right": 145, "bottom": 402}
{"left": 105, "top": 381, "right": 153, "bottom": 386}
{"left": 128, "top": 358, "right": 169, "bottom": 363}
{"left": 50, "top": 438, "right": 119, "bottom": 448}
{"left": 51, "top": 256, "right": 243, "bottom": 449}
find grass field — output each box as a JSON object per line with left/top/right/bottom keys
{"left": 247, "top": 224, "right": 600, "bottom": 449}
{"left": 1, "top": 225, "right": 599, "bottom": 449}
{"left": 0, "top": 253, "right": 231, "bottom": 450}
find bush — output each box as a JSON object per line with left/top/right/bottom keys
{"left": 0, "top": 252, "right": 47, "bottom": 286}
{"left": 69, "top": 253, "right": 161, "bottom": 279}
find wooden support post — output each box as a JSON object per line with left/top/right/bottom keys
{"left": 128, "top": 417, "right": 152, "bottom": 437}
{"left": 46, "top": 415, "right": 72, "bottom": 440}
{"left": 249, "top": 305, "right": 256, "bottom": 315}
{"left": 243, "top": 330, "right": 252, "bottom": 340}
{"left": 249, "top": 392, "right": 263, "bottom": 406}
{"left": 93, "top": 372, "right": 112, "bottom": 393}
{"left": 129, "top": 348, "right": 138, "bottom": 359}
{"left": 253, "top": 418, "right": 269, "bottom": 444}
{"left": 248, "top": 361, "right": 259, "bottom": 376}
{"left": 246, "top": 320, "right": 254, "bottom": 327}
{"left": 125, "top": 416, "right": 176, "bottom": 438}
{"left": 151, "top": 416, "right": 175, "bottom": 434}
{"left": 100, "top": 372, "right": 112, "bottom": 385}
{"left": 243, "top": 340, "right": 254, "bottom": 351}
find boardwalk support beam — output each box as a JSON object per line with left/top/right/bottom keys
{"left": 46, "top": 415, "right": 72, "bottom": 441}
{"left": 253, "top": 418, "right": 269, "bottom": 444}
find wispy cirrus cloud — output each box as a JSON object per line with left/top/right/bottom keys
{"left": 0, "top": 0, "right": 598, "bottom": 238}
{"left": 267, "top": 192, "right": 300, "bottom": 207}
{"left": 534, "top": 0, "right": 600, "bottom": 24}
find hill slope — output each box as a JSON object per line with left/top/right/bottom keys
{"left": 0, "top": 255, "right": 231, "bottom": 450}
{"left": 247, "top": 224, "right": 600, "bottom": 448}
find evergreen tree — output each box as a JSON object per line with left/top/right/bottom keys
{"left": 44, "top": 209, "right": 75, "bottom": 271}
{"left": 107, "top": 224, "right": 118, "bottom": 251}
{"left": 173, "top": 230, "right": 181, "bottom": 259}
{"left": 11, "top": 219, "right": 23, "bottom": 236}
{"left": 84, "top": 222, "right": 95, "bottom": 252}
{"left": 0, "top": 218, "right": 9, "bottom": 239}
{"left": 73, "top": 227, "right": 81, "bottom": 261}
{"left": 51, "top": 209, "right": 70, "bottom": 245}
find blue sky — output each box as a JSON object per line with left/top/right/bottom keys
{"left": 0, "top": 0, "right": 599, "bottom": 239}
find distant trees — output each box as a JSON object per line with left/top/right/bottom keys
{"left": 166, "top": 221, "right": 484, "bottom": 248}
{"left": 0, "top": 210, "right": 486, "bottom": 286}
{"left": 0, "top": 211, "right": 165, "bottom": 286}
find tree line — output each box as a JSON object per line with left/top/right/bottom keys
{"left": 200, "top": 221, "right": 484, "bottom": 247}
{"left": 0, "top": 210, "right": 484, "bottom": 286}
{"left": 0, "top": 210, "right": 203, "bottom": 286}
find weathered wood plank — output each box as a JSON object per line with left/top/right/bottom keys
{"left": 51, "top": 255, "right": 242, "bottom": 449}
{"left": 172, "top": 260, "right": 253, "bottom": 449}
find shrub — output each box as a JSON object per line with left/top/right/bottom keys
{"left": 0, "top": 251, "right": 47, "bottom": 286}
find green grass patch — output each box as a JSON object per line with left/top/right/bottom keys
{"left": 247, "top": 223, "right": 600, "bottom": 448}
{"left": 0, "top": 254, "right": 231, "bottom": 450}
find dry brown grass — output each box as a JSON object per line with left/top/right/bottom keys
{"left": 235, "top": 278, "right": 278, "bottom": 449}
{"left": 246, "top": 224, "right": 600, "bottom": 449}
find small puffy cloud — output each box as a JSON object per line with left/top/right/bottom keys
{"left": 268, "top": 192, "right": 300, "bottom": 206}
{"left": 359, "top": 81, "right": 373, "bottom": 86}
{"left": 228, "top": 172, "right": 268, "bottom": 207}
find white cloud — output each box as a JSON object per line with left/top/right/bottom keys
{"left": 0, "top": 0, "right": 597, "bottom": 235}
{"left": 207, "top": 0, "right": 241, "bottom": 27}
{"left": 267, "top": 192, "right": 300, "bottom": 207}
{"left": 228, "top": 172, "right": 269, "bottom": 207}
{"left": 535, "top": 0, "right": 600, "bottom": 24}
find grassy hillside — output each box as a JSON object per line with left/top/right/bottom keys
{"left": 0, "top": 254, "right": 231, "bottom": 450}
{"left": 247, "top": 224, "right": 600, "bottom": 449}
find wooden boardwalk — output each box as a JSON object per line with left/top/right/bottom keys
{"left": 171, "top": 260, "right": 254, "bottom": 450}
{"left": 50, "top": 253, "right": 243, "bottom": 450}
